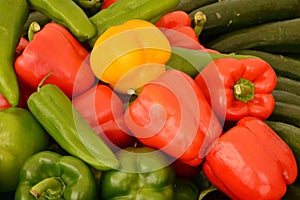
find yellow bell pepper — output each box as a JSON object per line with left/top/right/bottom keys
{"left": 90, "top": 19, "right": 171, "bottom": 93}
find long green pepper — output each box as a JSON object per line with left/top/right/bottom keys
{"left": 88, "top": 0, "right": 180, "bottom": 46}
{"left": 27, "top": 0, "right": 96, "bottom": 42}
{"left": 0, "top": 0, "right": 29, "bottom": 106}
{"left": 27, "top": 84, "right": 120, "bottom": 171}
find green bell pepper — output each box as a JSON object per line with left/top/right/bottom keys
{"left": 15, "top": 151, "right": 98, "bottom": 200}
{"left": 173, "top": 178, "right": 199, "bottom": 200}
{"left": 0, "top": 107, "right": 49, "bottom": 192}
{"left": 100, "top": 146, "right": 176, "bottom": 200}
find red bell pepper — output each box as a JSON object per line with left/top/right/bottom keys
{"left": 72, "top": 83, "right": 135, "bottom": 151}
{"left": 194, "top": 57, "right": 277, "bottom": 121}
{"left": 172, "top": 159, "right": 201, "bottom": 179}
{"left": 155, "top": 11, "right": 219, "bottom": 53}
{"left": 155, "top": 11, "right": 199, "bottom": 43}
{"left": 14, "top": 37, "right": 29, "bottom": 59}
{"left": 101, "top": 0, "right": 117, "bottom": 9}
{"left": 0, "top": 93, "right": 11, "bottom": 110}
{"left": 14, "top": 22, "right": 95, "bottom": 99}
{"left": 203, "top": 116, "right": 298, "bottom": 200}
{"left": 124, "top": 69, "right": 222, "bottom": 166}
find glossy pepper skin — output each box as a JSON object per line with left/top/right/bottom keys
{"left": 0, "top": 0, "right": 29, "bottom": 107}
{"left": 72, "top": 84, "right": 135, "bottom": 151}
{"left": 195, "top": 57, "right": 277, "bottom": 121}
{"left": 15, "top": 22, "right": 95, "bottom": 99}
{"left": 203, "top": 117, "right": 298, "bottom": 200}
{"left": 124, "top": 69, "right": 222, "bottom": 166}
{"left": 15, "top": 151, "right": 98, "bottom": 200}
{"left": 100, "top": 146, "right": 175, "bottom": 200}
{"left": 90, "top": 19, "right": 171, "bottom": 94}
{"left": 0, "top": 107, "right": 49, "bottom": 192}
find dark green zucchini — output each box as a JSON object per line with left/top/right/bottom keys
{"left": 175, "top": 0, "right": 217, "bottom": 12}
{"left": 205, "top": 18, "right": 300, "bottom": 54}
{"left": 275, "top": 76, "right": 300, "bottom": 96}
{"left": 268, "top": 102, "right": 300, "bottom": 128}
{"left": 264, "top": 120, "right": 300, "bottom": 183}
{"left": 272, "top": 90, "right": 300, "bottom": 107}
{"left": 189, "top": 0, "right": 300, "bottom": 44}
{"left": 237, "top": 50, "right": 300, "bottom": 81}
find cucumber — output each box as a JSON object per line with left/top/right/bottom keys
{"left": 264, "top": 121, "right": 300, "bottom": 182}
{"left": 189, "top": 0, "right": 300, "bottom": 43}
{"left": 272, "top": 90, "right": 300, "bottom": 107}
{"left": 175, "top": 0, "right": 217, "bottom": 12}
{"left": 88, "top": 0, "right": 180, "bottom": 47}
{"left": 275, "top": 76, "right": 300, "bottom": 96}
{"left": 268, "top": 102, "right": 300, "bottom": 128}
{"left": 237, "top": 50, "right": 300, "bottom": 81}
{"left": 205, "top": 18, "right": 300, "bottom": 54}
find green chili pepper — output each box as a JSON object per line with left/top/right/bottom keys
{"left": 15, "top": 151, "right": 98, "bottom": 200}
{"left": 0, "top": 107, "right": 50, "bottom": 192}
{"left": 27, "top": 84, "right": 120, "bottom": 171}
{"left": 27, "top": 0, "right": 96, "bottom": 42}
{"left": 166, "top": 47, "right": 257, "bottom": 78}
{"left": 0, "top": 0, "right": 29, "bottom": 106}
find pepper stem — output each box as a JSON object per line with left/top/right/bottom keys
{"left": 193, "top": 11, "right": 206, "bottom": 37}
{"left": 28, "top": 21, "right": 41, "bottom": 42}
{"left": 233, "top": 78, "right": 255, "bottom": 103}
{"left": 30, "top": 177, "right": 66, "bottom": 199}
{"left": 37, "top": 71, "right": 53, "bottom": 92}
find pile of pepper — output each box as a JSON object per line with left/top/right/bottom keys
{"left": 0, "top": 0, "right": 299, "bottom": 199}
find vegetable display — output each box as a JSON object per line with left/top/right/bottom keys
{"left": 0, "top": 0, "right": 300, "bottom": 199}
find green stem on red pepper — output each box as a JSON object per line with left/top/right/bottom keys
{"left": 28, "top": 21, "right": 40, "bottom": 42}
{"left": 193, "top": 11, "right": 206, "bottom": 37}
{"left": 30, "top": 177, "right": 66, "bottom": 199}
{"left": 233, "top": 78, "right": 254, "bottom": 103}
